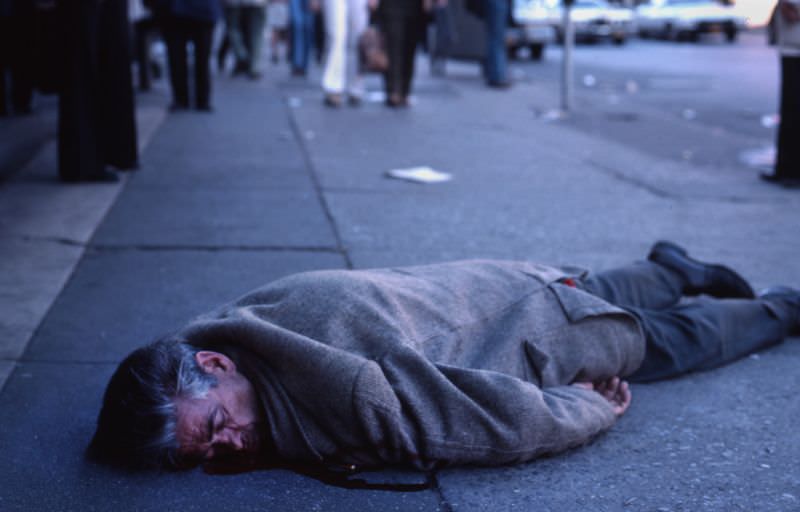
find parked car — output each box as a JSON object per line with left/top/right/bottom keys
{"left": 636, "top": 0, "right": 746, "bottom": 42}
{"left": 551, "top": 0, "right": 636, "bottom": 45}
{"left": 510, "top": 0, "right": 559, "bottom": 59}
{"left": 429, "top": 0, "right": 556, "bottom": 63}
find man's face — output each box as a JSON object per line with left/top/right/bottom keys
{"left": 174, "top": 352, "right": 264, "bottom": 470}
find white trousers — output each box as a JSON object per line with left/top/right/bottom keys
{"left": 321, "top": 0, "right": 368, "bottom": 96}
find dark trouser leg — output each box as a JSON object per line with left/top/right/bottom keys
{"left": 775, "top": 56, "right": 800, "bottom": 179}
{"left": 382, "top": 16, "right": 405, "bottom": 98}
{"left": 290, "top": 0, "right": 312, "bottom": 71}
{"left": 191, "top": 21, "right": 214, "bottom": 109}
{"left": 244, "top": 6, "right": 266, "bottom": 74}
{"left": 400, "top": 17, "right": 419, "bottom": 98}
{"left": 484, "top": 0, "right": 508, "bottom": 83}
{"left": 224, "top": 7, "right": 248, "bottom": 66}
{"left": 163, "top": 18, "right": 189, "bottom": 107}
{"left": 583, "top": 261, "right": 684, "bottom": 311}
{"left": 57, "top": 0, "right": 105, "bottom": 181}
{"left": 97, "top": 0, "right": 138, "bottom": 170}
{"left": 628, "top": 297, "right": 793, "bottom": 382}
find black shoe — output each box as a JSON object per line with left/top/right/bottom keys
{"left": 648, "top": 240, "right": 755, "bottom": 299}
{"left": 195, "top": 104, "right": 214, "bottom": 113}
{"left": 84, "top": 169, "right": 120, "bottom": 183}
{"left": 487, "top": 79, "right": 512, "bottom": 89}
{"left": 760, "top": 172, "right": 800, "bottom": 189}
{"left": 759, "top": 286, "right": 800, "bottom": 334}
{"left": 232, "top": 60, "right": 249, "bottom": 76}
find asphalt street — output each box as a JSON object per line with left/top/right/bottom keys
{"left": 1, "top": 30, "right": 799, "bottom": 511}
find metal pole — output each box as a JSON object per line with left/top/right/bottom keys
{"left": 561, "top": 1, "right": 575, "bottom": 113}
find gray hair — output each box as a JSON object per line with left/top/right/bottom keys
{"left": 88, "top": 338, "right": 219, "bottom": 469}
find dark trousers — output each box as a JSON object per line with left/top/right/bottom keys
{"left": 775, "top": 56, "right": 800, "bottom": 179}
{"left": 381, "top": 14, "right": 422, "bottom": 98}
{"left": 289, "top": 0, "right": 314, "bottom": 71}
{"left": 162, "top": 17, "right": 214, "bottom": 109}
{"left": 484, "top": 0, "right": 508, "bottom": 83}
{"left": 583, "top": 262, "right": 794, "bottom": 382}
{"left": 58, "top": 0, "right": 139, "bottom": 181}
{"left": 0, "top": 13, "right": 36, "bottom": 115}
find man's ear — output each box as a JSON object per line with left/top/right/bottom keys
{"left": 195, "top": 351, "right": 236, "bottom": 375}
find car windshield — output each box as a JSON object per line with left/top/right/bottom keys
{"left": 575, "top": 0, "right": 605, "bottom": 7}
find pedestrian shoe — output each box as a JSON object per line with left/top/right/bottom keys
{"left": 487, "top": 79, "right": 512, "bottom": 89}
{"left": 85, "top": 169, "right": 120, "bottom": 183}
{"left": 760, "top": 172, "right": 800, "bottom": 189}
{"left": 759, "top": 286, "right": 800, "bottom": 334}
{"left": 648, "top": 240, "right": 755, "bottom": 299}
{"left": 348, "top": 95, "right": 362, "bottom": 107}
{"left": 323, "top": 94, "right": 343, "bottom": 108}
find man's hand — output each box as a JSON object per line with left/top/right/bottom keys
{"left": 572, "top": 376, "right": 632, "bottom": 417}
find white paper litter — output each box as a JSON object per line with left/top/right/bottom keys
{"left": 287, "top": 97, "right": 302, "bottom": 108}
{"left": 385, "top": 166, "right": 452, "bottom": 184}
{"left": 582, "top": 74, "right": 597, "bottom": 87}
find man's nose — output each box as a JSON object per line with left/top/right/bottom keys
{"left": 217, "top": 428, "right": 244, "bottom": 451}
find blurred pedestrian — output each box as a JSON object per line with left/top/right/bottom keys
{"left": 222, "top": 0, "right": 267, "bottom": 79}
{"left": 151, "top": 0, "right": 221, "bottom": 111}
{"left": 320, "top": 0, "right": 371, "bottom": 107}
{"left": 267, "top": 0, "right": 290, "bottom": 65}
{"left": 0, "top": 0, "right": 36, "bottom": 116}
{"left": 130, "top": 0, "right": 161, "bottom": 91}
{"left": 762, "top": 0, "right": 800, "bottom": 187}
{"left": 57, "top": 0, "right": 138, "bottom": 182}
{"left": 289, "top": 0, "right": 317, "bottom": 75}
{"left": 377, "top": 0, "right": 436, "bottom": 107}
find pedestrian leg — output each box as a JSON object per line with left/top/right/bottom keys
{"left": 321, "top": 0, "right": 347, "bottom": 96}
{"left": 774, "top": 56, "right": 800, "bottom": 180}
{"left": 164, "top": 18, "right": 190, "bottom": 108}
{"left": 192, "top": 21, "right": 214, "bottom": 110}
{"left": 245, "top": 5, "right": 267, "bottom": 76}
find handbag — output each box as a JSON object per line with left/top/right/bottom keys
{"left": 358, "top": 25, "right": 389, "bottom": 73}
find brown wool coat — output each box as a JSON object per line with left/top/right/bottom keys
{"left": 179, "top": 260, "right": 645, "bottom": 469}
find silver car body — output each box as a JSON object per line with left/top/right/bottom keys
{"left": 636, "top": 0, "right": 746, "bottom": 40}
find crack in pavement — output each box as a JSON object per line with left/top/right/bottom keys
{"left": 88, "top": 244, "right": 342, "bottom": 253}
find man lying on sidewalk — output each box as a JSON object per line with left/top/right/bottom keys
{"left": 88, "top": 242, "right": 800, "bottom": 474}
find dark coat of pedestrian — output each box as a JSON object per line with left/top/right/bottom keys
{"left": 57, "top": 0, "right": 139, "bottom": 182}
{"left": 150, "top": 0, "right": 222, "bottom": 111}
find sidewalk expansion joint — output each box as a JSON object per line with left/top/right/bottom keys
{"left": 428, "top": 471, "right": 455, "bottom": 512}
{"left": 88, "top": 244, "right": 341, "bottom": 254}
{"left": 585, "top": 159, "right": 679, "bottom": 201}
{"left": 285, "top": 96, "right": 354, "bottom": 270}
{"left": 9, "top": 234, "right": 86, "bottom": 247}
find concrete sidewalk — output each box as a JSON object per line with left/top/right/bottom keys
{"left": 1, "top": 54, "right": 799, "bottom": 511}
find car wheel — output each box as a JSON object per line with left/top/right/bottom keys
{"left": 662, "top": 23, "right": 673, "bottom": 40}
{"left": 612, "top": 35, "right": 626, "bottom": 45}
{"left": 530, "top": 43, "right": 544, "bottom": 60}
